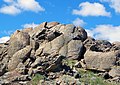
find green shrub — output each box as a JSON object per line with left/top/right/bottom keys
{"left": 78, "top": 69, "right": 117, "bottom": 85}
{"left": 31, "top": 74, "right": 45, "bottom": 85}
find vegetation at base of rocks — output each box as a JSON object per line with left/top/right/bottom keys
{"left": 78, "top": 69, "right": 119, "bottom": 85}
{"left": 63, "top": 59, "right": 119, "bottom": 85}
{"left": 62, "top": 59, "right": 78, "bottom": 68}
{"left": 31, "top": 74, "right": 45, "bottom": 85}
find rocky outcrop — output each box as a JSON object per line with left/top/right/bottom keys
{"left": 0, "top": 21, "right": 120, "bottom": 85}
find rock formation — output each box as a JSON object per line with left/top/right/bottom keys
{"left": 0, "top": 22, "right": 120, "bottom": 85}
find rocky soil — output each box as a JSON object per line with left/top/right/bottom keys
{"left": 0, "top": 22, "right": 120, "bottom": 85}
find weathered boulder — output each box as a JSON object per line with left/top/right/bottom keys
{"left": 109, "top": 66, "right": 120, "bottom": 78}
{"left": 0, "top": 70, "right": 21, "bottom": 85}
{"left": 84, "top": 50, "right": 117, "bottom": 71}
{"left": 8, "top": 30, "right": 30, "bottom": 57}
{"left": 35, "top": 24, "right": 86, "bottom": 60}
{"left": 0, "top": 70, "right": 30, "bottom": 85}
{"left": 83, "top": 37, "right": 96, "bottom": 50}
{"left": 111, "top": 41, "right": 120, "bottom": 51}
{"left": 8, "top": 46, "right": 32, "bottom": 71}
{"left": 29, "top": 22, "right": 47, "bottom": 38}
{"left": 0, "top": 63, "right": 6, "bottom": 76}
{"left": 94, "top": 40, "right": 112, "bottom": 52}
{"left": 67, "top": 40, "right": 83, "bottom": 59}
{"left": 30, "top": 54, "right": 64, "bottom": 73}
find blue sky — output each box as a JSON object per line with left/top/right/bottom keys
{"left": 0, "top": 0, "right": 120, "bottom": 43}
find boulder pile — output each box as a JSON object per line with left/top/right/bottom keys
{"left": 0, "top": 22, "right": 120, "bottom": 85}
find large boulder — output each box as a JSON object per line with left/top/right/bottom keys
{"left": 111, "top": 41, "right": 120, "bottom": 51}
{"left": 8, "top": 30, "right": 30, "bottom": 57}
{"left": 67, "top": 40, "right": 83, "bottom": 59}
{"left": 35, "top": 24, "right": 87, "bottom": 60}
{"left": 84, "top": 50, "right": 117, "bottom": 71}
{"left": 83, "top": 37, "right": 96, "bottom": 50}
{"left": 84, "top": 39, "right": 112, "bottom": 52}
{"left": 29, "top": 54, "right": 64, "bottom": 74}
{"left": 8, "top": 46, "right": 32, "bottom": 71}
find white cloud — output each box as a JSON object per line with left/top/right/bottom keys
{"left": 101, "top": 0, "right": 120, "bottom": 13}
{"left": 73, "top": 18, "right": 86, "bottom": 27}
{"left": 85, "top": 29, "right": 94, "bottom": 38}
{"left": 0, "top": 5, "right": 21, "bottom": 15}
{"left": 86, "top": 25, "right": 120, "bottom": 42}
{"left": 22, "top": 22, "right": 38, "bottom": 28}
{"left": 0, "top": 0, "right": 45, "bottom": 15}
{"left": 17, "top": 0, "right": 45, "bottom": 12}
{"left": 0, "top": 36, "right": 10, "bottom": 43}
{"left": 72, "top": 2, "right": 111, "bottom": 17}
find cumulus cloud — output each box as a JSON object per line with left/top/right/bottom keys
{"left": 22, "top": 22, "right": 38, "bottom": 28}
{"left": 101, "top": 0, "right": 120, "bottom": 13}
{"left": 0, "top": 36, "right": 10, "bottom": 43}
{"left": 72, "top": 2, "right": 111, "bottom": 17}
{"left": 86, "top": 25, "right": 120, "bottom": 42}
{"left": 73, "top": 18, "right": 86, "bottom": 27}
{"left": 0, "top": 0, "right": 45, "bottom": 15}
{"left": 17, "top": 0, "right": 45, "bottom": 12}
{"left": 0, "top": 5, "right": 21, "bottom": 15}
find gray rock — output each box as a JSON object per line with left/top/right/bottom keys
{"left": 29, "top": 22, "right": 47, "bottom": 37}
{"left": 55, "top": 75, "right": 81, "bottom": 85}
{"left": 46, "top": 22, "right": 59, "bottom": 28}
{"left": 45, "top": 55, "right": 63, "bottom": 72}
{"left": 109, "top": 66, "right": 120, "bottom": 78}
{"left": 8, "top": 30, "right": 30, "bottom": 57}
{"left": 31, "top": 57, "right": 41, "bottom": 68}
{"left": 67, "top": 40, "right": 83, "bottom": 60}
{"left": 111, "top": 41, "right": 120, "bottom": 51}
{"left": 83, "top": 37, "right": 96, "bottom": 50}
{"left": 8, "top": 46, "right": 32, "bottom": 71}
{"left": 0, "top": 63, "right": 6, "bottom": 76}
{"left": 84, "top": 50, "right": 117, "bottom": 71}
{"left": 0, "top": 70, "right": 21, "bottom": 84}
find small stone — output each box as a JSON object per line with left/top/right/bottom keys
{"left": 75, "top": 62, "right": 82, "bottom": 68}
{"left": 28, "top": 68, "right": 33, "bottom": 76}
{"left": 56, "top": 80, "right": 61, "bottom": 85}
{"left": 109, "top": 66, "right": 120, "bottom": 78}
{"left": 31, "top": 57, "right": 41, "bottom": 68}
{"left": 103, "top": 72, "right": 110, "bottom": 79}
{"left": 15, "top": 75, "right": 31, "bottom": 81}
{"left": 74, "top": 72, "right": 81, "bottom": 78}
